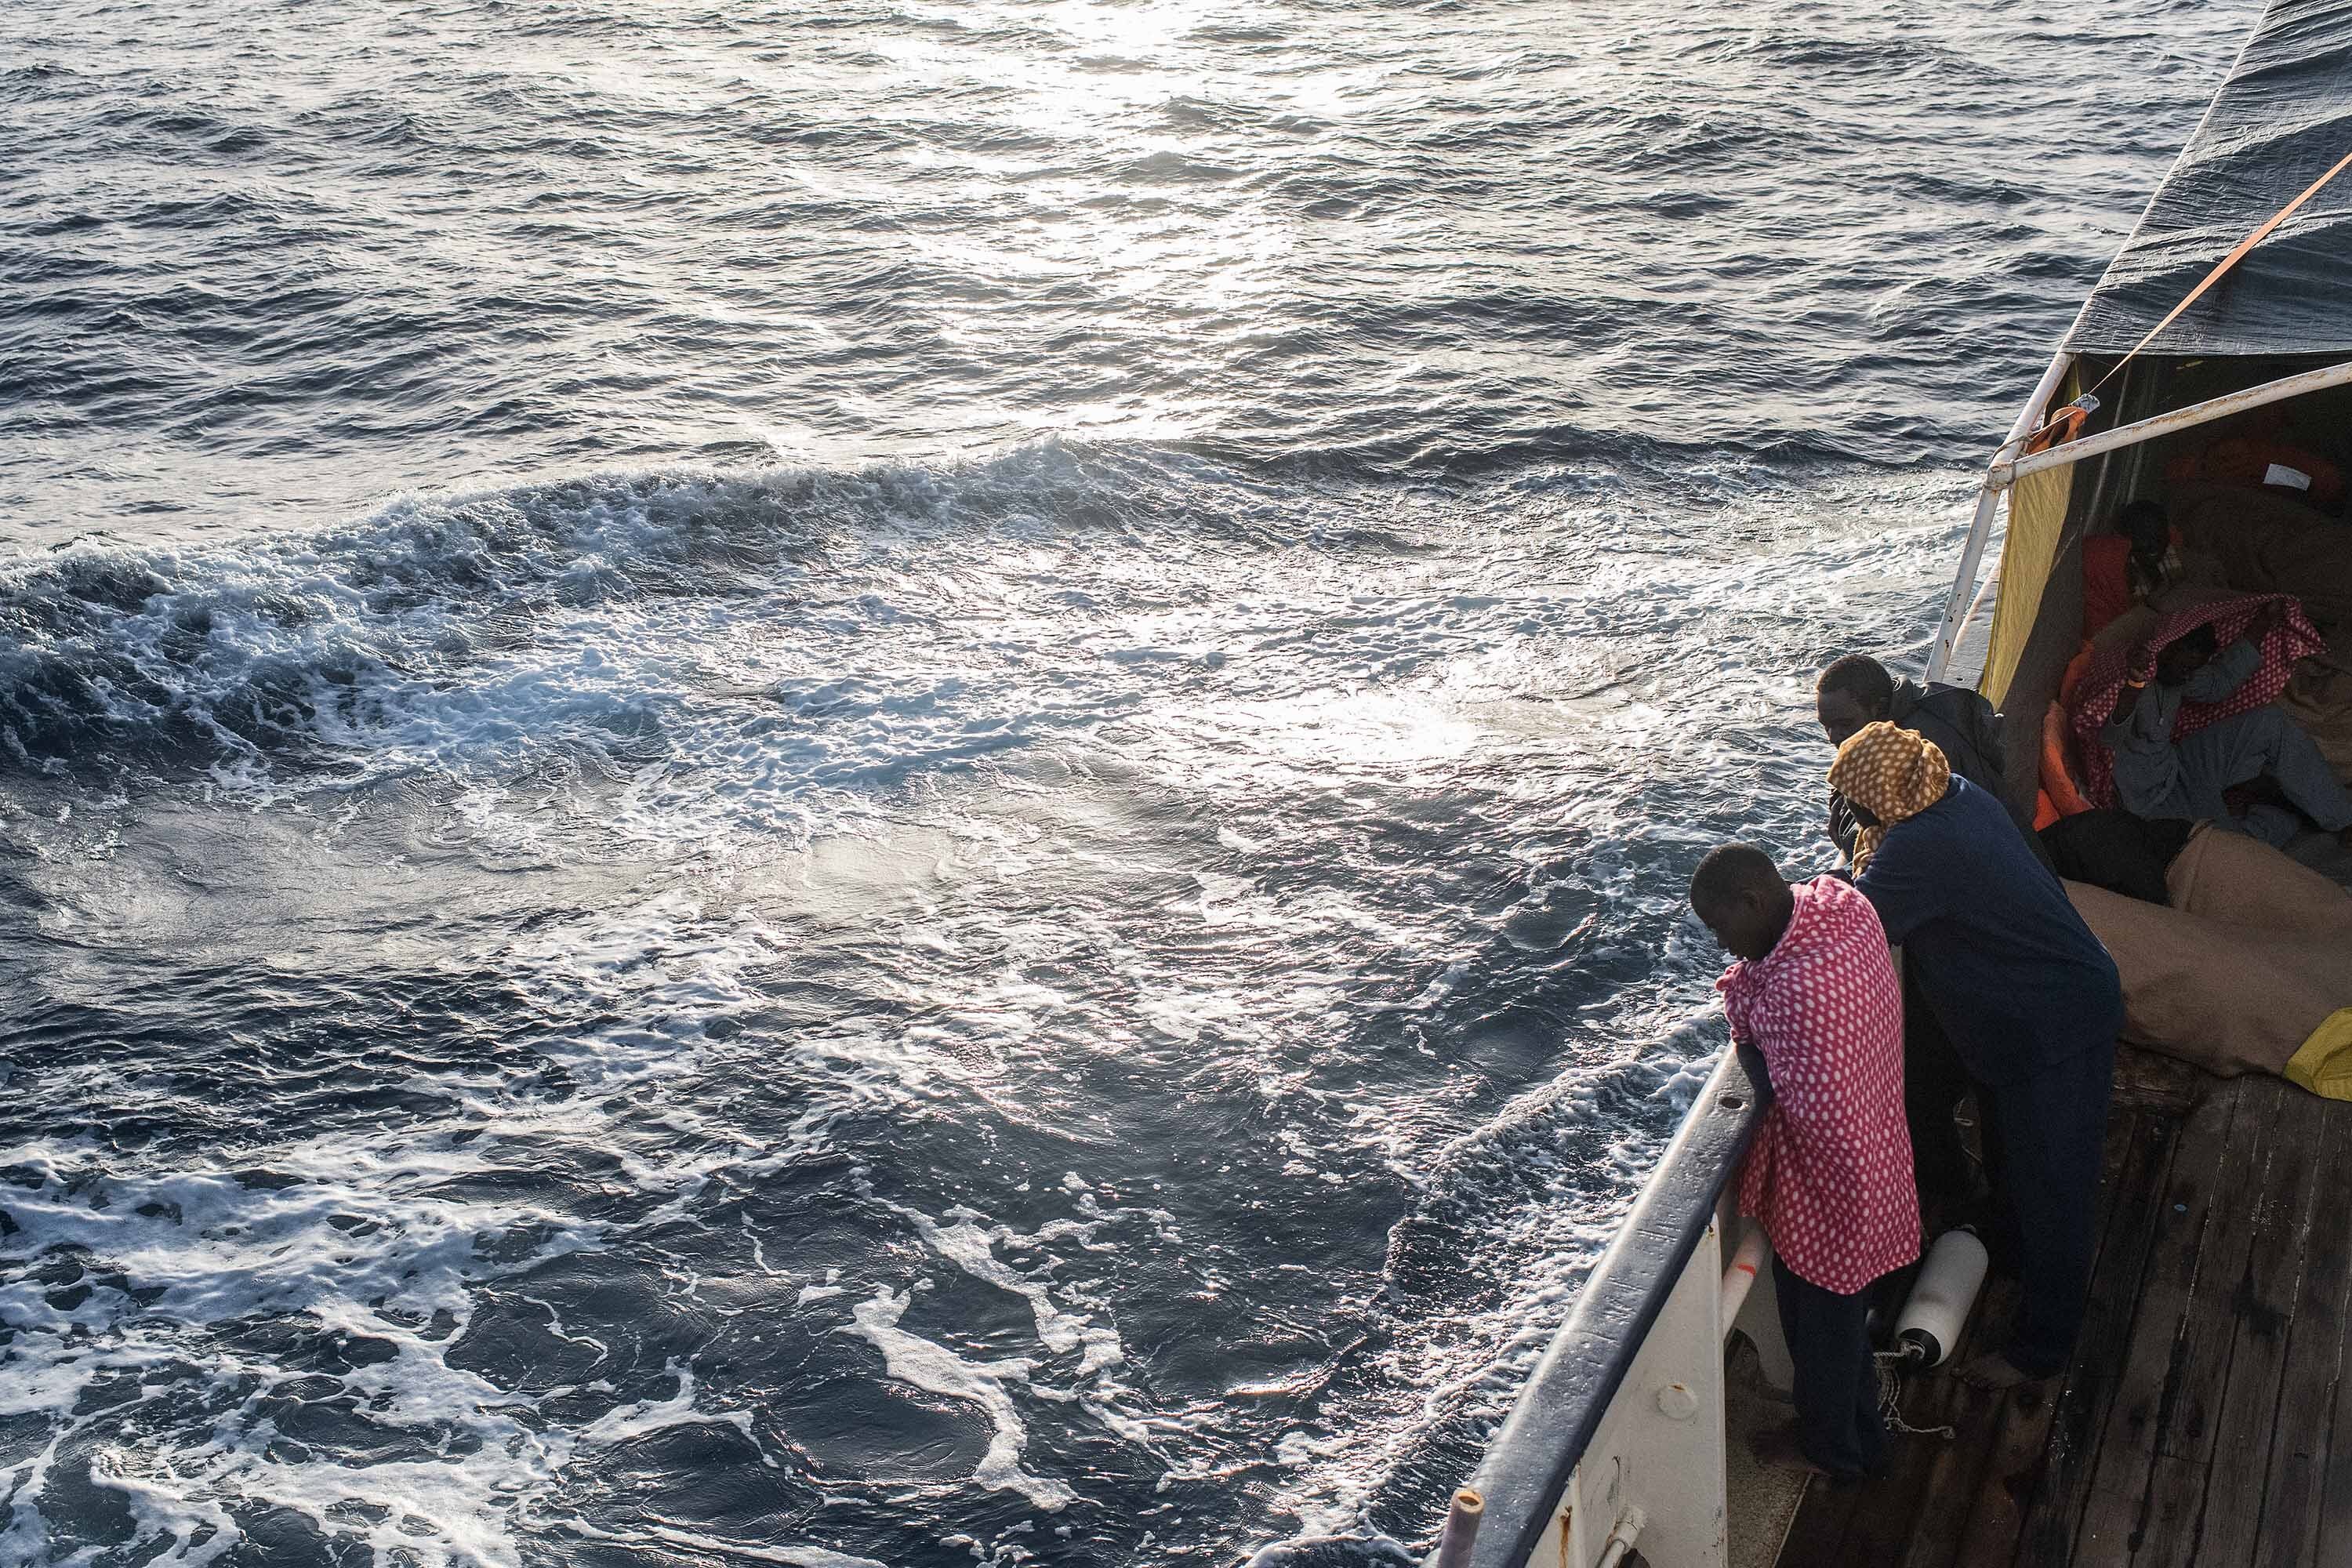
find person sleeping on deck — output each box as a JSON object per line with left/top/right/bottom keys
{"left": 1690, "top": 844, "right": 1918, "bottom": 1483}
{"left": 2103, "top": 623, "right": 2352, "bottom": 849}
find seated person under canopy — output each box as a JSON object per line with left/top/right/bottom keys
{"left": 2081, "top": 499, "right": 2221, "bottom": 640}
{"left": 2103, "top": 623, "right": 2352, "bottom": 849}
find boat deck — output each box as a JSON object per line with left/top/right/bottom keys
{"left": 1777, "top": 1047, "right": 2352, "bottom": 1567}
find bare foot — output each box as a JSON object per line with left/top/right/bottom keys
{"left": 1956, "top": 1352, "right": 2045, "bottom": 1392}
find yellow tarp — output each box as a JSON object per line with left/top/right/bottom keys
{"left": 2286, "top": 1009, "right": 2352, "bottom": 1101}
{"left": 1979, "top": 460, "right": 2076, "bottom": 709}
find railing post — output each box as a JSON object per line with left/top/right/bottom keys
{"left": 1432, "top": 1490, "right": 1484, "bottom": 1568}
{"left": 1926, "top": 350, "right": 2072, "bottom": 684}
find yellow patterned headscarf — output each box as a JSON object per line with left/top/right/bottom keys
{"left": 1828, "top": 721, "right": 1952, "bottom": 874}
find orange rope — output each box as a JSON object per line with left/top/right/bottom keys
{"left": 2023, "top": 143, "right": 2352, "bottom": 452}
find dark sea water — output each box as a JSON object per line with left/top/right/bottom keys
{"left": 0, "top": 2, "right": 2249, "bottom": 1564}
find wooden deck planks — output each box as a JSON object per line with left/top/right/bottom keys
{"left": 2318, "top": 1241, "right": 2352, "bottom": 1568}
{"left": 1773, "top": 1454, "right": 1861, "bottom": 1564}
{"left": 1835, "top": 1415, "right": 1948, "bottom": 1566}
{"left": 2067, "top": 1079, "right": 2245, "bottom": 1565}
{"left": 2190, "top": 1086, "right": 2331, "bottom": 1567}
{"left": 1946, "top": 1385, "right": 2060, "bottom": 1568}
{"left": 2128, "top": 1454, "right": 2203, "bottom": 1568}
{"left": 1994, "top": 1108, "right": 2179, "bottom": 1567}
{"left": 2252, "top": 1104, "right": 2352, "bottom": 1568}
{"left": 1880, "top": 1276, "right": 2024, "bottom": 1568}
{"left": 1769, "top": 1277, "right": 2020, "bottom": 1565}
{"left": 1890, "top": 1375, "right": 2008, "bottom": 1568}
{"left": 1945, "top": 1094, "right": 2159, "bottom": 1568}
{"left": 2129, "top": 1082, "right": 2285, "bottom": 1568}
{"left": 1782, "top": 1087, "right": 2155, "bottom": 1567}
{"left": 1768, "top": 1058, "right": 2352, "bottom": 1568}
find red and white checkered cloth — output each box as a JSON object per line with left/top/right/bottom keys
{"left": 2068, "top": 593, "right": 2325, "bottom": 808}
{"left": 1719, "top": 876, "right": 1919, "bottom": 1295}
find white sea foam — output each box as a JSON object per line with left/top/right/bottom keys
{"left": 0, "top": 886, "right": 809, "bottom": 1566}
{"left": 3, "top": 443, "right": 2011, "bottom": 1566}
{"left": 841, "top": 1288, "right": 1075, "bottom": 1512}
{"left": 579, "top": 1360, "right": 764, "bottom": 1458}
{"left": 0, "top": 1137, "right": 591, "bottom": 1568}
{"left": 593, "top": 1521, "right": 888, "bottom": 1568}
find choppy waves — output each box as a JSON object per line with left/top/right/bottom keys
{"left": 0, "top": 436, "right": 1905, "bottom": 815}
{"left": 0, "top": 0, "right": 2256, "bottom": 1561}
{"left": 2, "top": 438, "right": 1980, "bottom": 1565}
{"left": 2, "top": 0, "right": 2242, "bottom": 542}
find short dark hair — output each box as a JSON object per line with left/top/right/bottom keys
{"left": 1690, "top": 843, "right": 1784, "bottom": 909}
{"left": 1817, "top": 653, "right": 1893, "bottom": 711}
{"left": 2114, "top": 498, "right": 2168, "bottom": 540}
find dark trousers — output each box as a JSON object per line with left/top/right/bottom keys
{"left": 1903, "top": 967, "right": 1976, "bottom": 1214}
{"left": 1976, "top": 1038, "right": 2116, "bottom": 1376}
{"left": 1773, "top": 1254, "right": 1886, "bottom": 1479}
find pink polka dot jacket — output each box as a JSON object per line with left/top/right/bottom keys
{"left": 1719, "top": 875, "right": 1922, "bottom": 1295}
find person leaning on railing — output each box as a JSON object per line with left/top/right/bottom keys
{"left": 1690, "top": 844, "right": 1920, "bottom": 1481}
{"left": 1829, "top": 722, "right": 2125, "bottom": 1391}
{"left": 1816, "top": 653, "right": 2010, "bottom": 1234}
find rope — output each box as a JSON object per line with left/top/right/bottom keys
{"left": 1873, "top": 1352, "right": 1957, "bottom": 1440}
{"left": 2017, "top": 142, "right": 2352, "bottom": 455}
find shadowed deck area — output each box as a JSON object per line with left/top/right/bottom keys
{"left": 1777, "top": 1047, "right": 2352, "bottom": 1567}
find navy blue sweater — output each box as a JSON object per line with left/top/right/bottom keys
{"left": 1854, "top": 777, "right": 2122, "bottom": 1085}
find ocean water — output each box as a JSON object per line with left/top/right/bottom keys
{"left": 0, "top": 2, "right": 2247, "bottom": 1564}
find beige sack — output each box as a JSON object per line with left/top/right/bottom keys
{"left": 2165, "top": 820, "right": 2352, "bottom": 935}
{"left": 2066, "top": 877, "right": 2351, "bottom": 1084}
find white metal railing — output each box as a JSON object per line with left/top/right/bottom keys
{"left": 1454, "top": 1051, "right": 1780, "bottom": 1568}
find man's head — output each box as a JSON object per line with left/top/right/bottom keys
{"left": 2114, "top": 498, "right": 2170, "bottom": 558}
{"left": 1690, "top": 844, "right": 1795, "bottom": 962}
{"left": 1816, "top": 655, "right": 1896, "bottom": 748}
{"left": 2157, "top": 623, "right": 2219, "bottom": 687}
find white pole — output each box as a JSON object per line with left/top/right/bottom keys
{"left": 1593, "top": 1508, "right": 1646, "bottom": 1568}
{"left": 1925, "top": 350, "right": 2073, "bottom": 683}
{"left": 1718, "top": 1221, "right": 1771, "bottom": 1334}
{"left": 1926, "top": 485, "right": 2004, "bottom": 684}
{"left": 1988, "top": 354, "right": 2352, "bottom": 492}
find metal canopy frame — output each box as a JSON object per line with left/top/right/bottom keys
{"left": 1926, "top": 350, "right": 2352, "bottom": 687}
{"left": 1988, "top": 355, "right": 2352, "bottom": 493}
{"left": 1923, "top": 351, "right": 2072, "bottom": 684}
